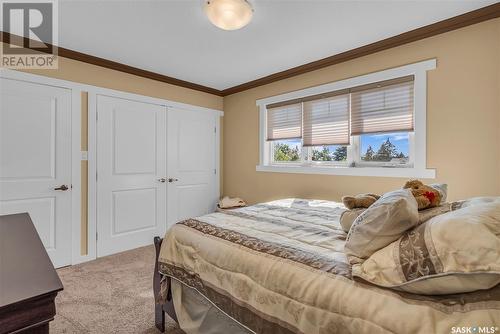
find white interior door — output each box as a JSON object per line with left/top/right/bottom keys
{"left": 0, "top": 78, "right": 72, "bottom": 268}
{"left": 96, "top": 95, "right": 166, "bottom": 257}
{"left": 167, "top": 108, "right": 217, "bottom": 227}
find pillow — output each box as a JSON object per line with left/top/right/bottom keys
{"left": 340, "top": 203, "right": 452, "bottom": 233}
{"left": 344, "top": 189, "right": 419, "bottom": 264}
{"left": 452, "top": 196, "right": 500, "bottom": 211}
{"left": 338, "top": 183, "right": 447, "bottom": 235}
{"left": 352, "top": 201, "right": 500, "bottom": 295}
{"left": 429, "top": 183, "right": 447, "bottom": 203}
{"left": 340, "top": 208, "right": 366, "bottom": 233}
{"left": 416, "top": 203, "right": 451, "bottom": 223}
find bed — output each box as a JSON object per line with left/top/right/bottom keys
{"left": 153, "top": 198, "right": 500, "bottom": 334}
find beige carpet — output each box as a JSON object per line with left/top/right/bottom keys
{"left": 52, "top": 245, "right": 181, "bottom": 333}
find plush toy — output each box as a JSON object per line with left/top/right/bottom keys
{"left": 342, "top": 193, "right": 381, "bottom": 210}
{"left": 218, "top": 196, "right": 246, "bottom": 209}
{"left": 403, "top": 179, "right": 442, "bottom": 210}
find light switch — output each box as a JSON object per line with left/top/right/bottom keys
{"left": 81, "top": 151, "right": 88, "bottom": 161}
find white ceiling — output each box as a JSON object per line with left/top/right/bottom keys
{"left": 59, "top": 0, "right": 497, "bottom": 90}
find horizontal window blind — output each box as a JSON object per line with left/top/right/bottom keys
{"left": 303, "top": 93, "right": 350, "bottom": 146}
{"left": 266, "top": 103, "right": 302, "bottom": 141}
{"left": 351, "top": 76, "right": 414, "bottom": 135}
{"left": 265, "top": 75, "right": 415, "bottom": 144}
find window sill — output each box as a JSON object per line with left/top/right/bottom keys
{"left": 256, "top": 164, "right": 436, "bottom": 179}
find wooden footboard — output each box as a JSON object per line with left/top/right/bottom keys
{"left": 153, "top": 236, "right": 178, "bottom": 332}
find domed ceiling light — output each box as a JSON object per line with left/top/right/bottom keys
{"left": 204, "top": 0, "right": 254, "bottom": 31}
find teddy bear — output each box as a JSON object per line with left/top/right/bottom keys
{"left": 403, "top": 179, "right": 442, "bottom": 210}
{"left": 342, "top": 193, "right": 381, "bottom": 210}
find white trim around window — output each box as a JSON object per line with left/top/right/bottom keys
{"left": 256, "top": 59, "right": 437, "bottom": 179}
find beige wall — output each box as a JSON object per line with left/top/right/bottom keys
{"left": 223, "top": 18, "right": 500, "bottom": 205}
{"left": 24, "top": 57, "right": 223, "bottom": 111}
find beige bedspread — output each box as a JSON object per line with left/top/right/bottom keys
{"left": 158, "top": 199, "right": 500, "bottom": 334}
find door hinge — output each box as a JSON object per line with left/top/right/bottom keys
{"left": 96, "top": 172, "right": 98, "bottom": 181}
{"left": 96, "top": 111, "right": 99, "bottom": 121}
{"left": 96, "top": 232, "right": 98, "bottom": 241}
{"left": 214, "top": 169, "right": 217, "bottom": 175}
{"left": 214, "top": 126, "right": 216, "bottom": 133}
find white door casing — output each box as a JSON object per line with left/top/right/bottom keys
{"left": 0, "top": 78, "right": 72, "bottom": 268}
{"left": 96, "top": 95, "right": 167, "bottom": 257}
{"left": 167, "top": 108, "right": 217, "bottom": 228}
{"left": 0, "top": 68, "right": 223, "bottom": 265}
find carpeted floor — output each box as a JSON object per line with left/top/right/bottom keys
{"left": 51, "top": 245, "right": 181, "bottom": 333}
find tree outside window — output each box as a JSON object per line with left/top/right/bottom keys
{"left": 273, "top": 140, "right": 301, "bottom": 162}
{"left": 312, "top": 146, "right": 347, "bottom": 162}
{"left": 361, "top": 133, "right": 409, "bottom": 164}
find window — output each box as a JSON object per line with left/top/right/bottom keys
{"left": 266, "top": 76, "right": 413, "bottom": 168}
{"left": 358, "top": 132, "right": 410, "bottom": 166}
{"left": 272, "top": 139, "right": 301, "bottom": 163}
{"left": 311, "top": 145, "right": 347, "bottom": 162}
{"left": 257, "top": 60, "right": 436, "bottom": 178}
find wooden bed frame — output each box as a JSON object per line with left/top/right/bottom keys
{"left": 153, "top": 236, "right": 177, "bottom": 332}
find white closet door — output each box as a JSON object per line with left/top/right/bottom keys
{"left": 167, "top": 108, "right": 217, "bottom": 228}
{"left": 96, "top": 95, "right": 167, "bottom": 257}
{"left": 0, "top": 78, "right": 72, "bottom": 268}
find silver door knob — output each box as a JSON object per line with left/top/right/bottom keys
{"left": 157, "top": 178, "right": 166, "bottom": 183}
{"left": 168, "top": 178, "right": 179, "bottom": 183}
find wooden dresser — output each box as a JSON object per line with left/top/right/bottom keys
{"left": 0, "top": 213, "right": 63, "bottom": 333}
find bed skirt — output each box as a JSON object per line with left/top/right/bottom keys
{"left": 171, "top": 279, "right": 253, "bottom": 334}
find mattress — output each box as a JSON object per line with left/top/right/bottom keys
{"left": 158, "top": 198, "right": 500, "bottom": 334}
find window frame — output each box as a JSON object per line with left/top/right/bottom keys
{"left": 269, "top": 137, "right": 351, "bottom": 167}
{"left": 306, "top": 145, "right": 351, "bottom": 166}
{"left": 352, "top": 132, "right": 415, "bottom": 168}
{"left": 269, "top": 139, "right": 304, "bottom": 165}
{"left": 269, "top": 134, "right": 412, "bottom": 168}
{"left": 257, "top": 60, "right": 436, "bottom": 179}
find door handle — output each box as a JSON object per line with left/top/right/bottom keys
{"left": 157, "top": 178, "right": 167, "bottom": 183}
{"left": 54, "top": 185, "right": 69, "bottom": 191}
{"left": 168, "top": 178, "right": 179, "bottom": 183}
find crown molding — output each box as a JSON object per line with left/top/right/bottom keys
{"left": 220, "top": 2, "right": 500, "bottom": 96}
{"left": 0, "top": 31, "right": 224, "bottom": 96}
{"left": 1, "top": 3, "right": 499, "bottom": 97}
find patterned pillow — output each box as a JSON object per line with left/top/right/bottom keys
{"left": 344, "top": 189, "right": 419, "bottom": 264}
{"left": 352, "top": 200, "right": 500, "bottom": 295}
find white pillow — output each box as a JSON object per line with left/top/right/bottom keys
{"left": 340, "top": 204, "right": 451, "bottom": 233}
{"left": 429, "top": 183, "right": 448, "bottom": 203}
{"left": 344, "top": 189, "right": 419, "bottom": 264}
{"left": 339, "top": 208, "right": 365, "bottom": 233}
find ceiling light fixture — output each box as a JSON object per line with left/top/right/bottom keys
{"left": 204, "top": 0, "right": 253, "bottom": 31}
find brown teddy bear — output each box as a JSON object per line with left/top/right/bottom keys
{"left": 403, "top": 179, "right": 442, "bottom": 210}
{"left": 342, "top": 193, "right": 381, "bottom": 210}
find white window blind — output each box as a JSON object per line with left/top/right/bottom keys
{"left": 350, "top": 75, "right": 414, "bottom": 135}
{"left": 266, "top": 103, "right": 302, "bottom": 141}
{"left": 266, "top": 75, "right": 414, "bottom": 143}
{"left": 303, "top": 91, "right": 350, "bottom": 146}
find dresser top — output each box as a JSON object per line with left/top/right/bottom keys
{"left": 0, "top": 213, "right": 63, "bottom": 307}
